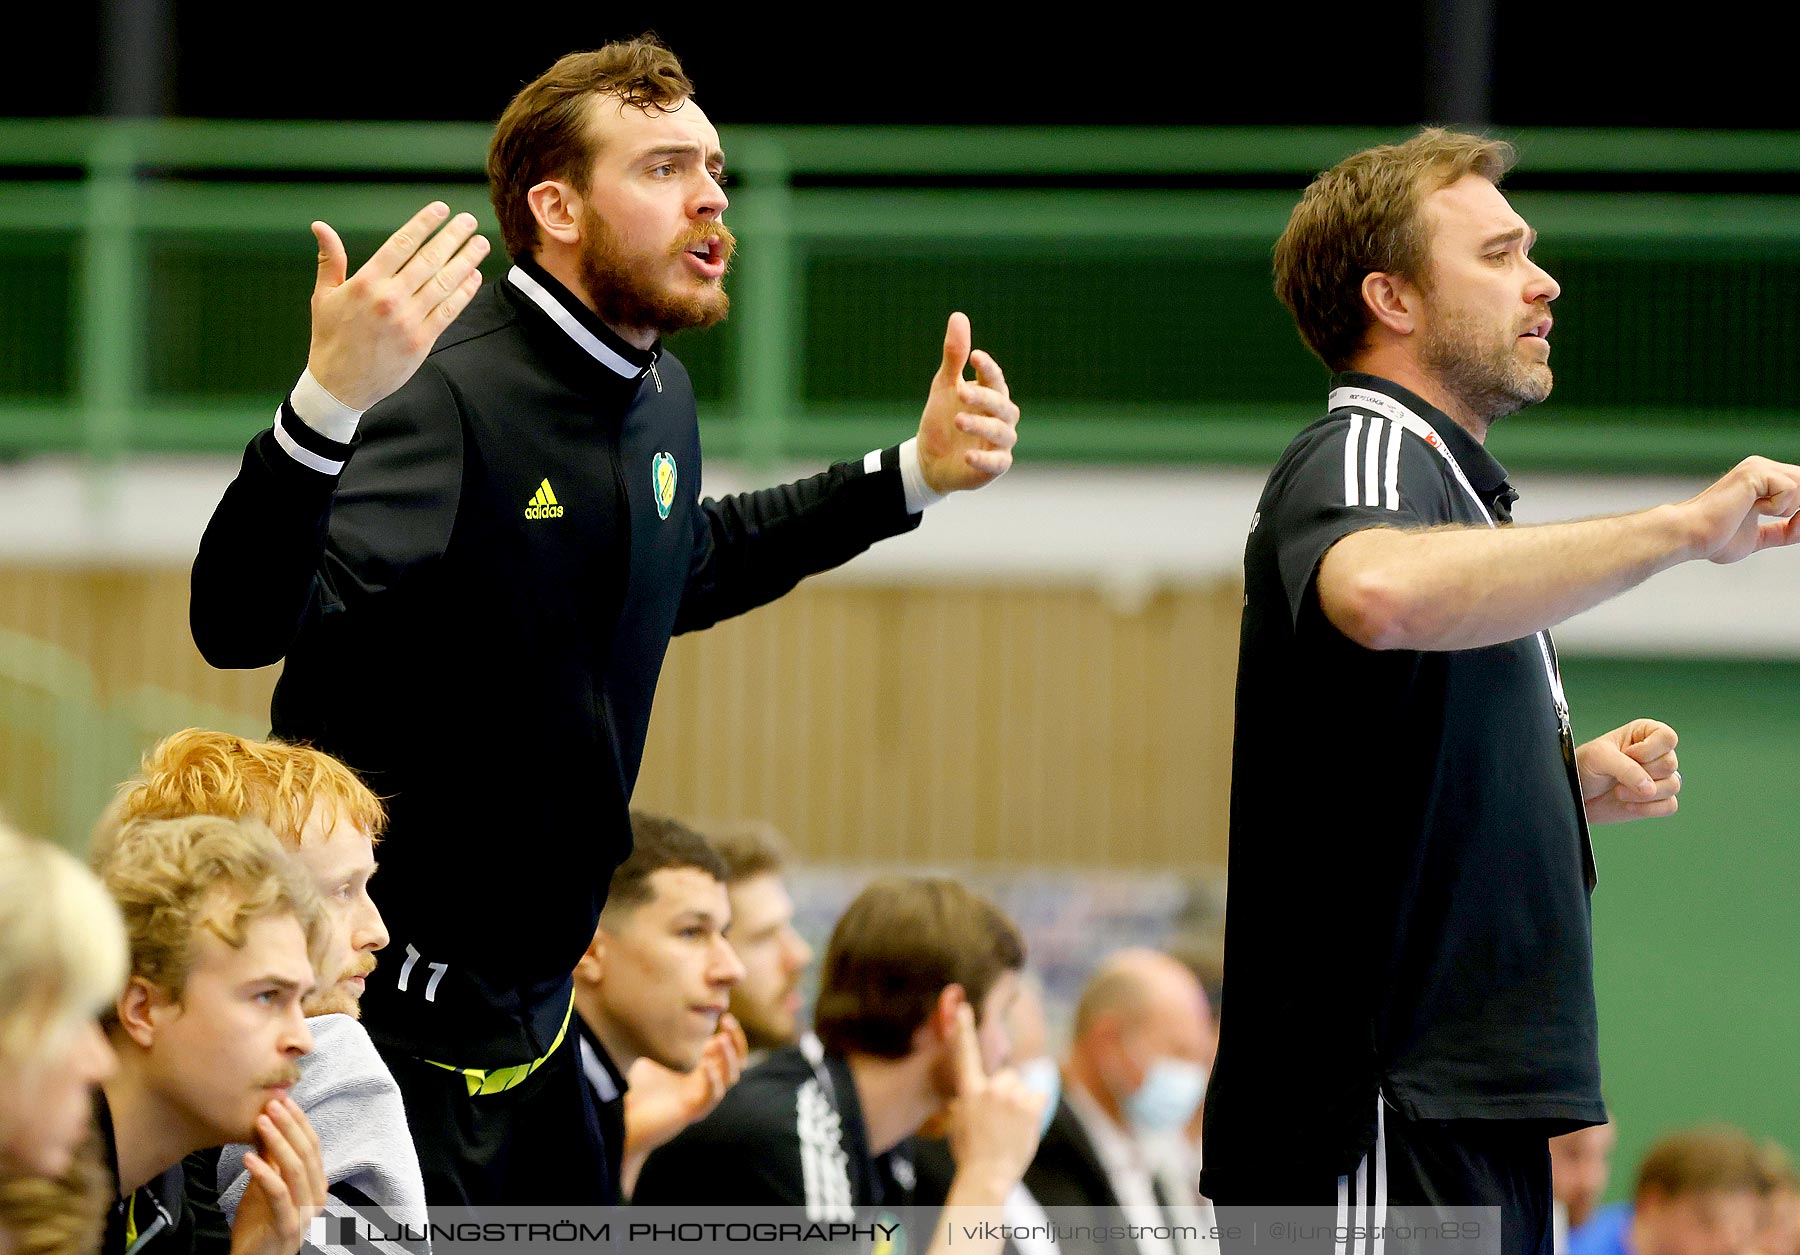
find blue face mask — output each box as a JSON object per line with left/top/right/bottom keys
{"left": 1123, "top": 1057, "right": 1208, "bottom": 1133}
{"left": 1015, "top": 1056, "right": 1062, "bottom": 1139}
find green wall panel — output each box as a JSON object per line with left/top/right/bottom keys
{"left": 132, "top": 232, "right": 732, "bottom": 411}
{"left": 801, "top": 243, "right": 1319, "bottom": 407}
{"left": 1541, "top": 249, "right": 1800, "bottom": 417}
{"left": 2, "top": 123, "right": 1797, "bottom": 465}
{"left": 0, "top": 235, "right": 74, "bottom": 400}
{"left": 142, "top": 235, "right": 314, "bottom": 399}
{"left": 663, "top": 321, "right": 731, "bottom": 405}
{"left": 1564, "top": 656, "right": 1800, "bottom": 1199}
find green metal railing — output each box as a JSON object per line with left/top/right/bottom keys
{"left": 2, "top": 121, "right": 1799, "bottom": 472}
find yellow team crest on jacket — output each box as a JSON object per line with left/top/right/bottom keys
{"left": 652, "top": 452, "right": 677, "bottom": 520}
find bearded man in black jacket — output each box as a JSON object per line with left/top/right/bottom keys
{"left": 190, "top": 35, "right": 1020, "bottom": 1208}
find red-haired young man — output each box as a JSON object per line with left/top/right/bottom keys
{"left": 115, "top": 730, "right": 423, "bottom": 1253}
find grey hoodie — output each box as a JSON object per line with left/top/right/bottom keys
{"left": 217, "top": 1013, "right": 430, "bottom": 1255}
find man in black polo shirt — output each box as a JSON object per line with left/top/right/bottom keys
{"left": 1203, "top": 128, "right": 1800, "bottom": 1255}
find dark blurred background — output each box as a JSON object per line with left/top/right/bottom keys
{"left": 11, "top": 2, "right": 1800, "bottom": 132}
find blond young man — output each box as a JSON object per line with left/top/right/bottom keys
{"left": 1569, "top": 1127, "right": 1776, "bottom": 1255}
{"left": 1205, "top": 128, "right": 1800, "bottom": 1253}
{"left": 116, "top": 730, "right": 423, "bottom": 1248}
{"left": 0, "top": 820, "right": 129, "bottom": 1255}
{"left": 95, "top": 814, "right": 327, "bottom": 1255}
{"left": 0, "top": 821, "right": 127, "bottom": 1183}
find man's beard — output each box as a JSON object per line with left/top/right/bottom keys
{"left": 579, "top": 205, "right": 733, "bottom": 337}
{"left": 303, "top": 954, "right": 375, "bottom": 1019}
{"left": 1421, "top": 305, "right": 1554, "bottom": 425}
{"left": 885, "top": 1045, "right": 960, "bottom": 1143}
{"left": 734, "top": 983, "right": 800, "bottom": 1052}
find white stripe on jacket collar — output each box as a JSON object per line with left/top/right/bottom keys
{"left": 507, "top": 265, "right": 646, "bottom": 380}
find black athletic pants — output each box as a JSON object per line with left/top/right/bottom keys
{"left": 383, "top": 1039, "right": 617, "bottom": 1210}
{"left": 1211, "top": 1101, "right": 1552, "bottom": 1255}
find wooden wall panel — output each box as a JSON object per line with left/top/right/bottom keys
{"left": 0, "top": 564, "right": 281, "bottom": 715}
{"left": 0, "top": 718, "right": 62, "bottom": 837}
{"left": 632, "top": 581, "right": 1241, "bottom": 872}
{"left": 0, "top": 565, "right": 1241, "bottom": 868}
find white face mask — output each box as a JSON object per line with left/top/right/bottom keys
{"left": 1014, "top": 1056, "right": 1062, "bottom": 1139}
{"left": 1123, "top": 1057, "right": 1208, "bottom": 1133}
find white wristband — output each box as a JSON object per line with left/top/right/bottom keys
{"left": 897, "top": 438, "right": 944, "bottom": 514}
{"left": 290, "top": 368, "right": 365, "bottom": 444}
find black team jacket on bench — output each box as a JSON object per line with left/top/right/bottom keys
{"left": 190, "top": 256, "right": 921, "bottom": 1071}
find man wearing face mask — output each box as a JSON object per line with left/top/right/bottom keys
{"left": 1027, "top": 950, "right": 1215, "bottom": 1255}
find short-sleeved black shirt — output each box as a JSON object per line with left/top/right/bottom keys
{"left": 633, "top": 1037, "right": 915, "bottom": 1215}
{"left": 1200, "top": 374, "right": 1607, "bottom": 1195}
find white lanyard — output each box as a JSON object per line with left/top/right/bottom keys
{"left": 1327, "top": 386, "right": 1572, "bottom": 735}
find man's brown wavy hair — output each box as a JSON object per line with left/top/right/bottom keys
{"left": 488, "top": 36, "right": 695, "bottom": 262}
{"left": 1634, "top": 1126, "right": 1778, "bottom": 1204}
{"left": 1274, "top": 127, "right": 1515, "bottom": 372}
{"left": 813, "top": 877, "right": 1024, "bottom": 1059}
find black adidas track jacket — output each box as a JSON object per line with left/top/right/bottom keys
{"left": 191, "top": 257, "right": 920, "bottom": 1066}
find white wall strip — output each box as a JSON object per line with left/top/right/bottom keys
{"left": 3, "top": 458, "right": 1796, "bottom": 655}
